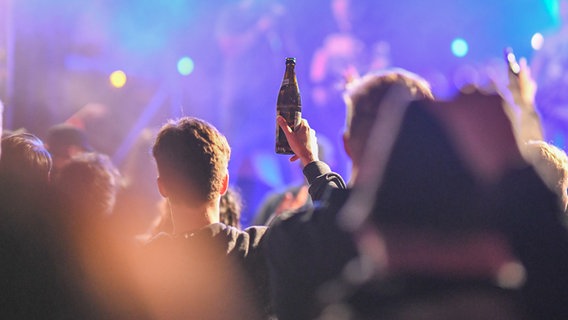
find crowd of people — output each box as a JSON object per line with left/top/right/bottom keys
{"left": 3, "top": 14, "right": 568, "bottom": 320}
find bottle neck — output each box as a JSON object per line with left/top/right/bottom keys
{"left": 283, "top": 65, "right": 297, "bottom": 84}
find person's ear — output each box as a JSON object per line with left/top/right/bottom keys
{"left": 157, "top": 176, "right": 168, "bottom": 198}
{"left": 220, "top": 173, "right": 229, "bottom": 196}
{"left": 343, "top": 132, "right": 353, "bottom": 159}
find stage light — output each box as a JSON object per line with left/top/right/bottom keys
{"left": 531, "top": 32, "right": 544, "bottom": 50}
{"left": 544, "top": 0, "right": 560, "bottom": 25}
{"left": 110, "top": 70, "right": 127, "bottom": 88}
{"left": 451, "top": 38, "right": 469, "bottom": 57}
{"left": 177, "top": 56, "right": 195, "bottom": 76}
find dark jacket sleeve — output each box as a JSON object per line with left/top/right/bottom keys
{"left": 303, "top": 161, "right": 347, "bottom": 201}
{"left": 264, "top": 191, "right": 357, "bottom": 320}
{"left": 264, "top": 211, "right": 321, "bottom": 320}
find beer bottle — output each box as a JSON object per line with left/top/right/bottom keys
{"left": 276, "top": 57, "right": 302, "bottom": 154}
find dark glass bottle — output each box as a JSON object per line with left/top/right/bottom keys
{"left": 276, "top": 57, "right": 302, "bottom": 154}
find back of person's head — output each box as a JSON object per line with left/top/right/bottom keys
{"left": 55, "top": 152, "right": 120, "bottom": 217}
{"left": 152, "top": 117, "right": 231, "bottom": 206}
{"left": 46, "top": 124, "right": 93, "bottom": 170}
{"left": 343, "top": 69, "right": 433, "bottom": 164}
{"left": 46, "top": 124, "right": 93, "bottom": 154}
{"left": 523, "top": 140, "right": 568, "bottom": 213}
{"left": 2, "top": 128, "right": 28, "bottom": 139}
{"left": 0, "top": 133, "right": 52, "bottom": 190}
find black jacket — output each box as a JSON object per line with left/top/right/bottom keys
{"left": 145, "top": 223, "right": 271, "bottom": 319}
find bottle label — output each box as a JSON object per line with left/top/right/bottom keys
{"left": 277, "top": 103, "right": 301, "bottom": 112}
{"left": 281, "top": 79, "right": 290, "bottom": 86}
{"left": 275, "top": 109, "right": 301, "bottom": 154}
{"left": 277, "top": 109, "right": 301, "bottom": 127}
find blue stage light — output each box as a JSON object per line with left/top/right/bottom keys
{"left": 451, "top": 38, "right": 469, "bottom": 57}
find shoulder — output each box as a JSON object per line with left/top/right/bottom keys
{"left": 215, "top": 224, "right": 268, "bottom": 257}
{"left": 143, "top": 231, "right": 174, "bottom": 248}
{"left": 220, "top": 224, "right": 267, "bottom": 240}
{"left": 227, "top": 225, "right": 268, "bottom": 246}
{"left": 243, "top": 225, "right": 268, "bottom": 243}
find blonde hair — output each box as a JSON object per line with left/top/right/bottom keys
{"left": 524, "top": 140, "right": 568, "bottom": 213}
{"left": 342, "top": 69, "right": 433, "bottom": 164}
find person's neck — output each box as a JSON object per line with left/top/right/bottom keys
{"left": 169, "top": 198, "right": 221, "bottom": 235}
{"left": 348, "top": 165, "right": 359, "bottom": 187}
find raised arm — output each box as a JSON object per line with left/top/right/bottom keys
{"left": 503, "top": 57, "right": 545, "bottom": 149}
{"left": 276, "top": 115, "right": 346, "bottom": 201}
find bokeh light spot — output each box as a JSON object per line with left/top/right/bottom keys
{"left": 109, "top": 70, "right": 127, "bottom": 88}
{"left": 451, "top": 38, "right": 469, "bottom": 57}
{"left": 177, "top": 56, "right": 195, "bottom": 76}
{"left": 531, "top": 32, "right": 544, "bottom": 50}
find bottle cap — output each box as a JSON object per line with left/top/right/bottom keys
{"left": 285, "top": 57, "right": 296, "bottom": 64}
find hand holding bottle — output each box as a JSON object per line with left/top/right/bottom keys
{"left": 276, "top": 115, "right": 319, "bottom": 167}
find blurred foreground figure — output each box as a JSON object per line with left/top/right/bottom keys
{"left": 0, "top": 134, "right": 152, "bottom": 318}
{"left": 0, "top": 133, "right": 94, "bottom": 318}
{"left": 52, "top": 151, "right": 152, "bottom": 318}
{"left": 141, "top": 117, "right": 270, "bottom": 319}
{"left": 0, "top": 133, "right": 59, "bottom": 318}
{"left": 326, "top": 91, "right": 540, "bottom": 320}
{"left": 267, "top": 70, "right": 568, "bottom": 319}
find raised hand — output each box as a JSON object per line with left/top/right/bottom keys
{"left": 508, "top": 57, "right": 538, "bottom": 110}
{"left": 276, "top": 115, "right": 319, "bottom": 167}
